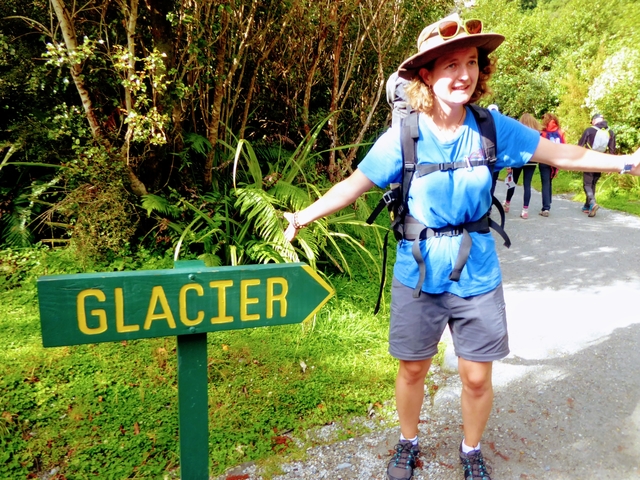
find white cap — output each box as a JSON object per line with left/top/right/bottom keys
{"left": 487, "top": 104, "right": 500, "bottom": 112}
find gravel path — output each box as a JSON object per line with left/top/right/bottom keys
{"left": 218, "top": 182, "right": 640, "bottom": 480}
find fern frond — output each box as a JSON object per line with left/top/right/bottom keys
{"left": 141, "top": 194, "right": 180, "bottom": 218}
{"left": 232, "top": 139, "right": 263, "bottom": 188}
{"left": 322, "top": 231, "right": 352, "bottom": 277}
{"left": 244, "top": 241, "right": 289, "bottom": 264}
{"left": 283, "top": 112, "right": 339, "bottom": 184}
{"left": 253, "top": 144, "right": 292, "bottom": 167}
{"left": 184, "top": 133, "right": 212, "bottom": 155}
{"left": 269, "top": 181, "right": 312, "bottom": 211}
{"left": 198, "top": 253, "right": 222, "bottom": 267}
{"left": 327, "top": 231, "right": 381, "bottom": 279}
{"left": 235, "top": 188, "right": 285, "bottom": 244}
{"left": 1, "top": 211, "right": 32, "bottom": 247}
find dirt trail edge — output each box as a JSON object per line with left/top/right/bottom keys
{"left": 219, "top": 182, "right": 640, "bottom": 480}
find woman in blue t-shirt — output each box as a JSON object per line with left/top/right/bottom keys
{"left": 283, "top": 12, "right": 640, "bottom": 480}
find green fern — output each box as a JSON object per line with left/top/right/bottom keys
{"left": 144, "top": 114, "right": 382, "bottom": 276}
{"left": 141, "top": 194, "right": 181, "bottom": 217}
{"left": 269, "top": 180, "right": 311, "bottom": 211}
{"left": 184, "top": 133, "right": 212, "bottom": 156}
{"left": 1, "top": 210, "right": 33, "bottom": 247}
{"left": 234, "top": 187, "right": 297, "bottom": 263}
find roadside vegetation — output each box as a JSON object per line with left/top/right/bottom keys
{"left": 2, "top": 0, "right": 640, "bottom": 477}
{"left": 0, "top": 246, "right": 404, "bottom": 478}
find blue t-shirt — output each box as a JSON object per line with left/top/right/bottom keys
{"left": 358, "top": 109, "right": 540, "bottom": 296}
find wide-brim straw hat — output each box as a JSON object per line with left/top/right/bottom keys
{"left": 398, "top": 12, "right": 504, "bottom": 80}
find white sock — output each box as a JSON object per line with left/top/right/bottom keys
{"left": 461, "top": 439, "right": 480, "bottom": 454}
{"left": 400, "top": 433, "right": 419, "bottom": 446}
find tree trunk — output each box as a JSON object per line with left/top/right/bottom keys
{"left": 50, "top": 0, "right": 148, "bottom": 196}
{"left": 49, "top": 0, "right": 103, "bottom": 142}
{"left": 302, "top": 34, "right": 325, "bottom": 137}
{"left": 326, "top": 10, "right": 349, "bottom": 182}
{"left": 122, "top": 0, "right": 138, "bottom": 114}
{"left": 205, "top": 0, "right": 257, "bottom": 187}
{"left": 119, "top": 0, "right": 148, "bottom": 195}
{"left": 204, "top": 8, "right": 229, "bottom": 187}
{"left": 239, "top": 18, "right": 289, "bottom": 139}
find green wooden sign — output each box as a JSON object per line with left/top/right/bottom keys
{"left": 37, "top": 261, "right": 335, "bottom": 479}
{"left": 38, "top": 262, "right": 334, "bottom": 347}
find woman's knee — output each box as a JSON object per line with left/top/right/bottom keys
{"left": 459, "top": 360, "right": 492, "bottom": 394}
{"left": 398, "top": 359, "right": 432, "bottom": 384}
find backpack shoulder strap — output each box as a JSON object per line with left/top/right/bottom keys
{"left": 370, "top": 111, "right": 419, "bottom": 314}
{"left": 467, "top": 104, "right": 509, "bottom": 244}
{"left": 400, "top": 111, "right": 419, "bottom": 204}
{"left": 365, "top": 111, "right": 419, "bottom": 226}
{"left": 468, "top": 104, "right": 497, "bottom": 167}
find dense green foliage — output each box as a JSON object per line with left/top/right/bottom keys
{"left": 476, "top": 0, "right": 640, "bottom": 149}
{"left": 0, "top": 0, "right": 450, "bottom": 262}
{"left": 2, "top": 0, "right": 639, "bottom": 260}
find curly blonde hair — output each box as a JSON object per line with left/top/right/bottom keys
{"left": 519, "top": 113, "right": 541, "bottom": 131}
{"left": 404, "top": 49, "right": 496, "bottom": 114}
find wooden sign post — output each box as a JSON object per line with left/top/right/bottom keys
{"left": 37, "top": 261, "right": 334, "bottom": 479}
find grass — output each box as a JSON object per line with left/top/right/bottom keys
{"left": 0, "top": 247, "right": 403, "bottom": 478}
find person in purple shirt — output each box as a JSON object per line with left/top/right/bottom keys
{"left": 283, "top": 12, "right": 640, "bottom": 480}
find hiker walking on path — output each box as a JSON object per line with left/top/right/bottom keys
{"left": 502, "top": 113, "right": 541, "bottom": 219}
{"left": 538, "top": 113, "right": 566, "bottom": 217}
{"left": 579, "top": 113, "right": 617, "bottom": 217}
{"left": 283, "top": 11, "right": 640, "bottom": 480}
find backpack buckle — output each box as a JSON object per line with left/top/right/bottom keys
{"left": 382, "top": 184, "right": 401, "bottom": 205}
{"left": 464, "top": 155, "right": 473, "bottom": 172}
{"left": 382, "top": 190, "right": 396, "bottom": 205}
{"left": 439, "top": 162, "right": 455, "bottom": 171}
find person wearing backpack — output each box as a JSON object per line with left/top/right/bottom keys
{"left": 501, "top": 113, "right": 541, "bottom": 219}
{"left": 283, "top": 12, "right": 640, "bottom": 480}
{"left": 578, "top": 113, "right": 617, "bottom": 216}
{"left": 538, "top": 113, "right": 566, "bottom": 217}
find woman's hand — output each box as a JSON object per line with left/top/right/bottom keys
{"left": 630, "top": 148, "right": 640, "bottom": 176}
{"left": 533, "top": 139, "right": 640, "bottom": 174}
{"left": 283, "top": 212, "right": 298, "bottom": 242}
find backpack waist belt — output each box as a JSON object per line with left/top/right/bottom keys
{"left": 403, "top": 213, "right": 510, "bottom": 298}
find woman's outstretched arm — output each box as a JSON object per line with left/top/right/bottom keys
{"left": 532, "top": 137, "right": 640, "bottom": 174}
{"left": 284, "top": 169, "right": 376, "bottom": 242}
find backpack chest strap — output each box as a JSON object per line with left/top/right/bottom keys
{"left": 414, "top": 158, "right": 493, "bottom": 178}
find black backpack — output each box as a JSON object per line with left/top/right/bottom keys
{"left": 366, "top": 101, "right": 510, "bottom": 314}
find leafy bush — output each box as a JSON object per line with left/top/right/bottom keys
{"left": 475, "top": 0, "right": 640, "bottom": 151}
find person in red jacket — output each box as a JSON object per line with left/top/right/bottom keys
{"left": 538, "top": 113, "right": 566, "bottom": 217}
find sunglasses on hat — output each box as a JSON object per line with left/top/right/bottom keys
{"left": 436, "top": 18, "right": 483, "bottom": 39}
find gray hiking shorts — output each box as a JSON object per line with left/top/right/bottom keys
{"left": 389, "top": 277, "right": 509, "bottom": 362}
